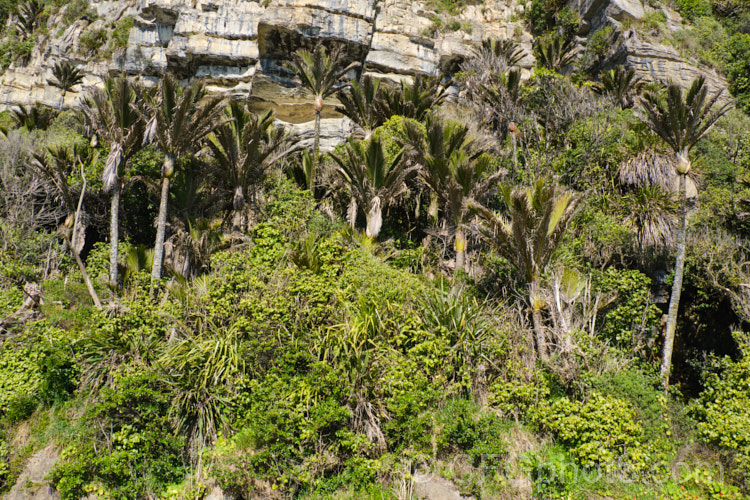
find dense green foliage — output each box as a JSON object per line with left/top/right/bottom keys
{"left": 0, "top": 0, "right": 750, "bottom": 498}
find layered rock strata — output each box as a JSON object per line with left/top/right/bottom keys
{"left": 0, "top": 0, "right": 733, "bottom": 147}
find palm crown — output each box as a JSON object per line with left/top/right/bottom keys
{"left": 81, "top": 75, "right": 146, "bottom": 287}
{"left": 47, "top": 60, "right": 85, "bottom": 95}
{"left": 335, "top": 75, "right": 384, "bottom": 138}
{"left": 330, "top": 137, "right": 415, "bottom": 238}
{"left": 208, "top": 103, "right": 292, "bottom": 230}
{"left": 82, "top": 76, "right": 146, "bottom": 193}
{"left": 468, "top": 178, "right": 580, "bottom": 284}
{"left": 593, "top": 65, "right": 645, "bottom": 109}
{"left": 638, "top": 77, "right": 731, "bottom": 169}
{"left": 286, "top": 46, "right": 352, "bottom": 109}
{"left": 141, "top": 73, "right": 225, "bottom": 176}
{"left": 637, "top": 76, "right": 731, "bottom": 387}
{"left": 403, "top": 116, "right": 498, "bottom": 271}
{"left": 139, "top": 72, "right": 225, "bottom": 279}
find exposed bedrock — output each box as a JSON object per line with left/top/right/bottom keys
{"left": 0, "top": 0, "right": 734, "bottom": 149}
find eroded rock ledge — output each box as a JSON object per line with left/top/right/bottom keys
{"left": 0, "top": 0, "right": 732, "bottom": 148}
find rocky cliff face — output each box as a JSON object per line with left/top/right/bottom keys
{"left": 0, "top": 0, "right": 732, "bottom": 146}
{"left": 571, "top": 0, "right": 730, "bottom": 103}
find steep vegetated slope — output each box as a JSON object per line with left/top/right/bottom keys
{"left": 0, "top": 0, "right": 749, "bottom": 499}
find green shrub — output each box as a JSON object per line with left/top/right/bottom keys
{"left": 584, "top": 25, "right": 614, "bottom": 66}
{"left": 215, "top": 362, "right": 354, "bottom": 494}
{"left": 0, "top": 287, "right": 23, "bottom": 318}
{"left": 371, "top": 115, "right": 425, "bottom": 166}
{"left": 111, "top": 16, "right": 133, "bottom": 49}
{"left": 489, "top": 375, "right": 551, "bottom": 422}
{"left": 425, "top": 0, "right": 468, "bottom": 15}
{"left": 589, "top": 367, "right": 670, "bottom": 443}
{"left": 62, "top": 0, "right": 96, "bottom": 25}
{"left": 693, "top": 334, "right": 750, "bottom": 486}
{"left": 553, "top": 109, "right": 631, "bottom": 190}
{"left": 723, "top": 33, "right": 750, "bottom": 114}
{"left": 0, "top": 336, "right": 42, "bottom": 414}
{"left": 0, "top": 229, "right": 61, "bottom": 282}
{"left": 525, "top": 0, "right": 567, "bottom": 34}
{"left": 51, "top": 370, "right": 186, "bottom": 500}
{"left": 524, "top": 446, "right": 580, "bottom": 499}
{"left": 436, "top": 399, "right": 508, "bottom": 467}
{"left": 0, "top": 0, "right": 17, "bottom": 25}
{"left": 593, "top": 267, "right": 661, "bottom": 349}
{"left": 536, "top": 393, "right": 645, "bottom": 472}
{"left": 555, "top": 7, "right": 580, "bottom": 39}
{"left": 642, "top": 10, "right": 668, "bottom": 34}
{"left": 78, "top": 28, "right": 107, "bottom": 56}
{"left": 674, "top": 0, "right": 711, "bottom": 20}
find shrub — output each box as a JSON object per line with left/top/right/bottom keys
{"left": 436, "top": 399, "right": 508, "bottom": 467}
{"left": 584, "top": 25, "right": 614, "bottom": 66}
{"left": 62, "top": 0, "right": 96, "bottom": 25}
{"left": 593, "top": 267, "right": 661, "bottom": 349}
{"left": 215, "top": 362, "right": 354, "bottom": 495}
{"left": 589, "top": 367, "right": 670, "bottom": 443}
{"left": 111, "top": 16, "right": 133, "bottom": 49}
{"left": 78, "top": 28, "right": 107, "bottom": 56}
{"left": 525, "top": 0, "right": 567, "bottom": 34}
{"left": 693, "top": 334, "right": 750, "bottom": 487}
{"left": 51, "top": 370, "right": 186, "bottom": 499}
{"left": 723, "top": 33, "right": 750, "bottom": 114}
{"left": 674, "top": 0, "right": 711, "bottom": 20}
{"left": 371, "top": 115, "right": 425, "bottom": 166}
{"left": 553, "top": 109, "right": 630, "bottom": 190}
{"left": 0, "top": 336, "right": 42, "bottom": 414}
{"left": 489, "top": 375, "right": 551, "bottom": 422}
{"left": 536, "top": 393, "right": 645, "bottom": 472}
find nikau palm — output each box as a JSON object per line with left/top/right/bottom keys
{"left": 468, "top": 178, "right": 580, "bottom": 360}
{"left": 336, "top": 75, "right": 384, "bottom": 139}
{"left": 47, "top": 60, "right": 85, "bottom": 110}
{"left": 31, "top": 145, "right": 103, "bottom": 309}
{"left": 208, "top": 103, "right": 292, "bottom": 232}
{"left": 330, "top": 138, "right": 415, "bottom": 239}
{"left": 286, "top": 46, "right": 353, "bottom": 190}
{"left": 378, "top": 75, "right": 448, "bottom": 123}
{"left": 593, "top": 65, "right": 645, "bottom": 109}
{"left": 81, "top": 76, "right": 146, "bottom": 288}
{"left": 404, "top": 117, "right": 499, "bottom": 272}
{"left": 534, "top": 36, "right": 576, "bottom": 73}
{"left": 638, "top": 76, "right": 731, "bottom": 387}
{"left": 140, "top": 73, "right": 225, "bottom": 280}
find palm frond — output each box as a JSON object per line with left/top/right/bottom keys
{"left": 593, "top": 65, "right": 644, "bottom": 109}
{"left": 637, "top": 77, "right": 732, "bottom": 157}
{"left": 47, "top": 60, "right": 85, "bottom": 93}
{"left": 534, "top": 36, "right": 576, "bottom": 72}
{"left": 335, "top": 75, "right": 384, "bottom": 135}
{"left": 469, "top": 177, "right": 580, "bottom": 283}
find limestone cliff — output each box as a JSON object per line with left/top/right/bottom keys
{"left": 0, "top": 0, "right": 732, "bottom": 147}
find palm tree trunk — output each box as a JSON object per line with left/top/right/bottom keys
{"left": 69, "top": 237, "right": 103, "bottom": 309}
{"left": 67, "top": 170, "right": 102, "bottom": 309}
{"left": 312, "top": 108, "right": 321, "bottom": 192}
{"left": 454, "top": 227, "right": 466, "bottom": 272}
{"left": 365, "top": 200, "right": 382, "bottom": 239}
{"left": 661, "top": 173, "right": 687, "bottom": 388}
{"left": 530, "top": 279, "right": 547, "bottom": 361}
{"left": 151, "top": 174, "right": 170, "bottom": 281}
{"left": 109, "top": 180, "right": 121, "bottom": 289}
{"left": 232, "top": 185, "right": 245, "bottom": 233}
